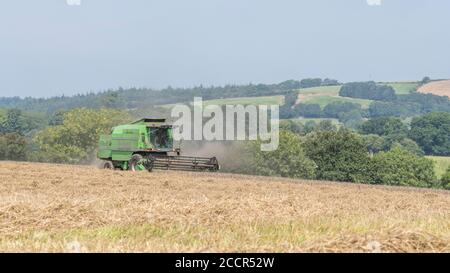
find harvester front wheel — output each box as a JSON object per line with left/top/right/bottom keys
{"left": 103, "top": 161, "right": 114, "bottom": 170}
{"left": 129, "top": 154, "right": 146, "bottom": 172}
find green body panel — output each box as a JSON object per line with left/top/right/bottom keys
{"left": 111, "top": 151, "right": 134, "bottom": 161}
{"left": 98, "top": 135, "right": 112, "bottom": 159}
{"left": 97, "top": 118, "right": 174, "bottom": 163}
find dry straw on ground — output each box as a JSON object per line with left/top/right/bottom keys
{"left": 0, "top": 161, "right": 449, "bottom": 252}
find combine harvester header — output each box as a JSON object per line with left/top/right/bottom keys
{"left": 97, "top": 118, "right": 219, "bottom": 172}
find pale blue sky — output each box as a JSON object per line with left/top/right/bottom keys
{"left": 0, "top": 0, "right": 449, "bottom": 97}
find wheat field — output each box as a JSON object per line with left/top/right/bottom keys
{"left": 418, "top": 80, "right": 450, "bottom": 98}
{"left": 0, "top": 161, "right": 449, "bottom": 253}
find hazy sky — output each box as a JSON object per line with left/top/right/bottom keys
{"left": 1, "top": 0, "right": 449, "bottom": 97}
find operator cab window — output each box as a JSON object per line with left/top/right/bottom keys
{"left": 149, "top": 127, "right": 172, "bottom": 149}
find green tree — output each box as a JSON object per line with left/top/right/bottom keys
{"left": 338, "top": 109, "right": 363, "bottom": 128}
{"left": 387, "top": 137, "right": 424, "bottom": 156}
{"left": 0, "top": 133, "right": 28, "bottom": 160}
{"left": 323, "top": 102, "right": 361, "bottom": 118}
{"left": 368, "top": 101, "right": 403, "bottom": 117}
{"left": 0, "top": 108, "right": 45, "bottom": 136}
{"left": 315, "top": 120, "right": 337, "bottom": 132}
{"left": 339, "top": 82, "right": 397, "bottom": 101}
{"left": 300, "top": 78, "right": 322, "bottom": 88}
{"left": 294, "top": 103, "right": 322, "bottom": 118}
{"left": 100, "top": 91, "right": 124, "bottom": 108}
{"left": 280, "top": 91, "right": 299, "bottom": 119}
{"left": 0, "top": 108, "right": 28, "bottom": 135}
{"left": 1, "top": 109, "right": 23, "bottom": 133}
{"left": 440, "top": 167, "right": 450, "bottom": 190}
{"left": 421, "top": 76, "right": 431, "bottom": 85}
{"left": 303, "top": 129, "right": 370, "bottom": 182}
{"left": 322, "top": 78, "right": 340, "bottom": 86}
{"left": 34, "top": 108, "right": 131, "bottom": 163}
{"left": 409, "top": 112, "right": 450, "bottom": 156}
{"left": 363, "top": 134, "right": 386, "bottom": 154}
{"left": 302, "top": 121, "right": 317, "bottom": 134}
{"left": 278, "top": 80, "right": 301, "bottom": 90}
{"left": 362, "top": 134, "right": 423, "bottom": 155}
{"left": 279, "top": 120, "right": 306, "bottom": 135}
{"left": 369, "top": 147, "right": 436, "bottom": 188}
{"left": 250, "top": 131, "right": 316, "bottom": 179}
{"left": 48, "top": 110, "right": 66, "bottom": 126}
{"left": 359, "top": 117, "right": 407, "bottom": 136}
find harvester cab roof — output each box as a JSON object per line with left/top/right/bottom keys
{"left": 131, "top": 118, "right": 168, "bottom": 125}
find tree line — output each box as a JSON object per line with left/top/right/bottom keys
{"left": 339, "top": 81, "right": 397, "bottom": 101}
{"left": 0, "top": 78, "right": 338, "bottom": 114}
{"left": 247, "top": 127, "right": 447, "bottom": 190}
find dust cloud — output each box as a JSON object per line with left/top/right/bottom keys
{"left": 179, "top": 141, "right": 255, "bottom": 174}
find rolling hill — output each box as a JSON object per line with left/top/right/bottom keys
{"left": 418, "top": 80, "right": 450, "bottom": 98}
{"left": 386, "top": 82, "right": 419, "bottom": 95}
{"left": 154, "top": 81, "right": 420, "bottom": 121}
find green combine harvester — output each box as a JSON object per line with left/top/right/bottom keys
{"left": 97, "top": 118, "right": 219, "bottom": 172}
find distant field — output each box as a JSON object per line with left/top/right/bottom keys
{"left": 292, "top": 118, "right": 341, "bottom": 125}
{"left": 297, "top": 86, "right": 341, "bottom": 96}
{"left": 427, "top": 156, "right": 450, "bottom": 178}
{"left": 300, "top": 95, "right": 373, "bottom": 109}
{"left": 418, "top": 80, "right": 450, "bottom": 98}
{"left": 298, "top": 83, "right": 419, "bottom": 96}
{"left": 203, "top": 95, "right": 284, "bottom": 106}
{"left": 296, "top": 86, "right": 341, "bottom": 106}
{"left": 385, "top": 82, "right": 419, "bottom": 95}
{"left": 160, "top": 95, "right": 284, "bottom": 109}
{"left": 295, "top": 82, "right": 419, "bottom": 109}
{"left": 295, "top": 85, "right": 373, "bottom": 109}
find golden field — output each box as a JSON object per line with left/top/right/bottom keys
{"left": 418, "top": 80, "right": 450, "bottom": 98}
{"left": 0, "top": 161, "right": 449, "bottom": 253}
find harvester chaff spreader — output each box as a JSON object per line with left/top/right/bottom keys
{"left": 97, "top": 118, "right": 219, "bottom": 172}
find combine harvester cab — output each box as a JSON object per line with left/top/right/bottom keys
{"left": 97, "top": 118, "right": 219, "bottom": 172}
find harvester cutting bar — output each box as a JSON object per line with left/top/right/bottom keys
{"left": 148, "top": 155, "right": 220, "bottom": 172}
